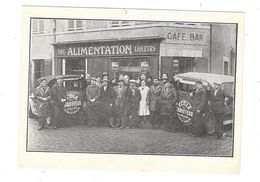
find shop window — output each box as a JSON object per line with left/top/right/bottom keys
{"left": 67, "top": 20, "right": 83, "bottom": 31}
{"left": 32, "top": 19, "right": 45, "bottom": 34}
{"left": 34, "top": 60, "right": 45, "bottom": 80}
{"left": 65, "top": 59, "right": 85, "bottom": 76}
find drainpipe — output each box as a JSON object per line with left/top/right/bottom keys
{"left": 209, "top": 23, "right": 212, "bottom": 73}
{"left": 52, "top": 19, "right": 56, "bottom": 76}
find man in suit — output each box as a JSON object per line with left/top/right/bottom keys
{"left": 51, "top": 76, "right": 67, "bottom": 129}
{"left": 147, "top": 78, "right": 162, "bottom": 129}
{"left": 100, "top": 78, "right": 115, "bottom": 126}
{"left": 113, "top": 78, "right": 128, "bottom": 129}
{"left": 211, "top": 82, "right": 232, "bottom": 139}
{"left": 190, "top": 80, "right": 207, "bottom": 136}
{"left": 86, "top": 77, "right": 101, "bottom": 126}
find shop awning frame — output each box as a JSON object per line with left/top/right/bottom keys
{"left": 52, "top": 36, "right": 165, "bottom": 46}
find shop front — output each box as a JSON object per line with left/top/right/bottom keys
{"left": 53, "top": 37, "right": 162, "bottom": 79}
{"left": 160, "top": 26, "right": 210, "bottom": 78}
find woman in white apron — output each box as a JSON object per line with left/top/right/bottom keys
{"left": 138, "top": 80, "right": 150, "bottom": 126}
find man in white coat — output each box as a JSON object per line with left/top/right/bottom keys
{"left": 138, "top": 80, "right": 150, "bottom": 126}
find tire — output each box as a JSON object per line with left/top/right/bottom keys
{"left": 109, "top": 117, "right": 121, "bottom": 128}
{"left": 28, "top": 105, "right": 38, "bottom": 119}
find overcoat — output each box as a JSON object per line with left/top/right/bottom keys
{"left": 147, "top": 84, "right": 162, "bottom": 112}
{"left": 159, "top": 84, "right": 178, "bottom": 116}
{"left": 34, "top": 85, "right": 52, "bottom": 117}
{"left": 126, "top": 87, "right": 141, "bottom": 115}
{"left": 113, "top": 85, "right": 128, "bottom": 113}
{"left": 210, "top": 89, "right": 227, "bottom": 114}
{"left": 138, "top": 86, "right": 150, "bottom": 116}
{"left": 192, "top": 87, "right": 207, "bottom": 112}
{"left": 51, "top": 84, "right": 67, "bottom": 106}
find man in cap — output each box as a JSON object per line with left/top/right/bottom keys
{"left": 113, "top": 78, "right": 128, "bottom": 129}
{"left": 147, "top": 77, "right": 163, "bottom": 129}
{"left": 190, "top": 80, "right": 207, "bottom": 136}
{"left": 210, "top": 82, "right": 232, "bottom": 139}
{"left": 125, "top": 79, "right": 141, "bottom": 128}
{"left": 161, "top": 73, "right": 168, "bottom": 85}
{"left": 100, "top": 77, "right": 115, "bottom": 126}
{"left": 139, "top": 72, "right": 146, "bottom": 81}
{"left": 33, "top": 78, "right": 52, "bottom": 130}
{"left": 51, "top": 76, "right": 67, "bottom": 129}
{"left": 85, "top": 77, "right": 101, "bottom": 126}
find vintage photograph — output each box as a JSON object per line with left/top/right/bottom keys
{"left": 27, "top": 17, "right": 237, "bottom": 157}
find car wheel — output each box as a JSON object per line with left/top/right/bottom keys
{"left": 109, "top": 117, "right": 121, "bottom": 128}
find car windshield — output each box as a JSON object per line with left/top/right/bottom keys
{"left": 63, "top": 79, "right": 84, "bottom": 90}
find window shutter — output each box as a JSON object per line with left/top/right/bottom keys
{"left": 32, "top": 19, "right": 38, "bottom": 34}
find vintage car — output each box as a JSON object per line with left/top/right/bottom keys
{"left": 28, "top": 75, "right": 87, "bottom": 124}
{"left": 174, "top": 72, "right": 234, "bottom": 128}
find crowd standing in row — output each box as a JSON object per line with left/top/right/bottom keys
{"left": 33, "top": 72, "right": 232, "bottom": 139}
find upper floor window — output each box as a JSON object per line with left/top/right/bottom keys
{"left": 32, "top": 19, "right": 45, "bottom": 34}
{"left": 67, "top": 20, "right": 83, "bottom": 31}
{"left": 109, "top": 21, "right": 133, "bottom": 28}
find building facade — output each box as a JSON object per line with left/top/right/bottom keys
{"left": 30, "top": 19, "right": 237, "bottom": 88}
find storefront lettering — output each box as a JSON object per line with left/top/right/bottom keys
{"left": 167, "top": 32, "right": 204, "bottom": 42}
{"left": 66, "top": 45, "right": 133, "bottom": 56}
{"left": 134, "top": 45, "right": 156, "bottom": 53}
{"left": 58, "top": 43, "right": 159, "bottom": 57}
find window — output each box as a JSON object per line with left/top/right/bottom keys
{"left": 32, "top": 19, "right": 45, "bottom": 34}
{"left": 109, "top": 21, "right": 132, "bottom": 27}
{"left": 67, "top": 20, "right": 83, "bottom": 31}
{"left": 223, "top": 56, "right": 230, "bottom": 75}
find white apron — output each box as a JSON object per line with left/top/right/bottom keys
{"left": 138, "top": 86, "right": 150, "bottom": 116}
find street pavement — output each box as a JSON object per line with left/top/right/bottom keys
{"left": 27, "top": 118, "right": 233, "bottom": 156}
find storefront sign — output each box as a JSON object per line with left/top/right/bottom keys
{"left": 111, "top": 62, "right": 119, "bottom": 70}
{"left": 165, "top": 27, "right": 210, "bottom": 45}
{"left": 176, "top": 100, "right": 194, "bottom": 125}
{"left": 56, "top": 42, "right": 159, "bottom": 57}
{"left": 64, "top": 93, "right": 82, "bottom": 115}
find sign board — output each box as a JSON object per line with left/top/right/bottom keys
{"left": 112, "top": 62, "right": 119, "bottom": 70}
{"left": 164, "top": 27, "right": 210, "bottom": 46}
{"left": 55, "top": 41, "right": 160, "bottom": 57}
{"left": 64, "top": 93, "right": 82, "bottom": 115}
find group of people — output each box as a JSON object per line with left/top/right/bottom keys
{"left": 32, "top": 71, "right": 232, "bottom": 139}
{"left": 83, "top": 72, "right": 178, "bottom": 132}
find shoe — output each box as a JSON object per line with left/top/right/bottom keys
{"left": 219, "top": 133, "right": 227, "bottom": 139}
{"left": 37, "top": 126, "right": 45, "bottom": 130}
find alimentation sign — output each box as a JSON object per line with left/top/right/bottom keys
{"left": 55, "top": 42, "right": 160, "bottom": 57}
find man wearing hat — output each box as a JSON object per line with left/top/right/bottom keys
{"left": 85, "top": 77, "right": 101, "bottom": 126}
{"left": 99, "top": 77, "right": 115, "bottom": 126}
{"left": 190, "top": 80, "right": 207, "bottom": 136}
{"left": 147, "top": 77, "right": 162, "bottom": 128}
{"left": 51, "top": 76, "right": 67, "bottom": 129}
{"left": 113, "top": 77, "right": 128, "bottom": 129}
{"left": 210, "top": 82, "right": 232, "bottom": 139}
{"left": 161, "top": 73, "right": 168, "bottom": 85}
{"left": 33, "top": 78, "right": 52, "bottom": 130}
{"left": 125, "top": 79, "right": 141, "bottom": 128}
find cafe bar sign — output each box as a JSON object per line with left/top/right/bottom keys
{"left": 56, "top": 42, "right": 159, "bottom": 57}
